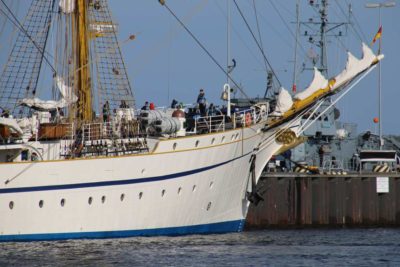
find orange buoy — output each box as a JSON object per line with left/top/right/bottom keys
{"left": 373, "top": 117, "right": 379, "bottom": 123}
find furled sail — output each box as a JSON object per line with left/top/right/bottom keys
{"left": 59, "top": 0, "right": 75, "bottom": 14}
{"left": 271, "top": 87, "right": 293, "bottom": 116}
{"left": 271, "top": 43, "right": 384, "bottom": 122}
{"left": 332, "top": 43, "right": 379, "bottom": 90}
{"left": 20, "top": 76, "right": 77, "bottom": 111}
{"left": 294, "top": 68, "right": 328, "bottom": 100}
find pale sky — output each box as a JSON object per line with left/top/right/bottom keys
{"left": 111, "top": 0, "right": 399, "bottom": 134}
{"left": 1, "top": 1, "right": 399, "bottom": 134}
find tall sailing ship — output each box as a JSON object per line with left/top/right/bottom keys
{"left": 0, "top": 0, "right": 382, "bottom": 241}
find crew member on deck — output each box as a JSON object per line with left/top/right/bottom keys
{"left": 207, "top": 103, "right": 216, "bottom": 116}
{"left": 197, "top": 88, "right": 207, "bottom": 116}
{"left": 141, "top": 101, "right": 149, "bottom": 110}
{"left": 103, "top": 101, "right": 110, "bottom": 122}
{"left": 120, "top": 100, "right": 129, "bottom": 108}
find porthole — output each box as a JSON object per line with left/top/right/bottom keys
{"left": 195, "top": 140, "right": 200, "bottom": 147}
{"left": 39, "top": 200, "right": 44, "bottom": 208}
{"left": 173, "top": 143, "right": 177, "bottom": 150}
{"left": 178, "top": 187, "right": 182, "bottom": 195}
{"left": 211, "top": 138, "right": 215, "bottom": 145}
{"left": 192, "top": 185, "right": 197, "bottom": 192}
{"left": 139, "top": 192, "right": 143, "bottom": 199}
{"left": 161, "top": 189, "right": 166, "bottom": 197}
{"left": 9, "top": 201, "right": 14, "bottom": 210}
{"left": 206, "top": 202, "right": 212, "bottom": 211}
{"left": 221, "top": 136, "right": 225, "bottom": 143}
{"left": 141, "top": 169, "right": 146, "bottom": 174}
{"left": 101, "top": 196, "right": 106, "bottom": 203}
{"left": 120, "top": 193, "right": 125, "bottom": 201}
{"left": 60, "top": 198, "right": 66, "bottom": 207}
{"left": 88, "top": 197, "right": 93, "bottom": 205}
{"left": 209, "top": 181, "right": 214, "bottom": 189}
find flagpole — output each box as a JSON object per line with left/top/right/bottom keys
{"left": 366, "top": 1, "right": 396, "bottom": 150}
{"left": 378, "top": 7, "right": 382, "bottom": 149}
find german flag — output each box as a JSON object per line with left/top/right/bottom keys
{"left": 372, "top": 26, "right": 382, "bottom": 44}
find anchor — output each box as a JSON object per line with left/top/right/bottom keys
{"left": 246, "top": 154, "right": 264, "bottom": 206}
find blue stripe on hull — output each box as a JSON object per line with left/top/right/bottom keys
{"left": 0, "top": 152, "right": 252, "bottom": 194}
{"left": 0, "top": 219, "right": 245, "bottom": 242}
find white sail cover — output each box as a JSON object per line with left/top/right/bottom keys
{"left": 59, "top": 0, "right": 75, "bottom": 14}
{"left": 21, "top": 76, "right": 77, "bottom": 111}
{"left": 21, "top": 98, "right": 70, "bottom": 111}
{"left": 294, "top": 68, "right": 328, "bottom": 100}
{"left": 332, "top": 43, "right": 380, "bottom": 90}
{"left": 271, "top": 87, "right": 293, "bottom": 116}
{"left": 0, "top": 117, "right": 23, "bottom": 136}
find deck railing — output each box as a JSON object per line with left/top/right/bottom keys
{"left": 82, "top": 121, "right": 140, "bottom": 142}
{"left": 234, "top": 103, "right": 269, "bottom": 128}
{"left": 188, "top": 115, "right": 225, "bottom": 134}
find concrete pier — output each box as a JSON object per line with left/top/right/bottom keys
{"left": 246, "top": 173, "right": 400, "bottom": 228}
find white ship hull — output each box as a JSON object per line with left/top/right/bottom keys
{"left": 0, "top": 122, "right": 286, "bottom": 241}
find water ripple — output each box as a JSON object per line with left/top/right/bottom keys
{"left": 1, "top": 229, "right": 400, "bottom": 266}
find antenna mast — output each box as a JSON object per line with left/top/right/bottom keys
{"left": 320, "top": 0, "right": 328, "bottom": 76}
{"left": 300, "top": 0, "right": 350, "bottom": 76}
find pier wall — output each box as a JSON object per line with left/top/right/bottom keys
{"left": 246, "top": 173, "right": 400, "bottom": 228}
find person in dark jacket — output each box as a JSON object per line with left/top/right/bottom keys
{"left": 102, "top": 101, "right": 110, "bottom": 122}
{"left": 141, "top": 101, "right": 149, "bottom": 110}
{"left": 197, "top": 89, "right": 207, "bottom": 116}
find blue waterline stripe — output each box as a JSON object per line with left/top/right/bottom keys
{"left": 0, "top": 219, "right": 245, "bottom": 242}
{"left": 0, "top": 152, "right": 252, "bottom": 194}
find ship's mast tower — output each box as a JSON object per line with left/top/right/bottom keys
{"left": 300, "top": 0, "right": 350, "bottom": 77}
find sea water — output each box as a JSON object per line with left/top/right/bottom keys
{"left": 1, "top": 229, "right": 399, "bottom": 266}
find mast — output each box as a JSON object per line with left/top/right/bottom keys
{"left": 300, "top": 0, "right": 349, "bottom": 76}
{"left": 75, "top": 0, "right": 92, "bottom": 122}
{"left": 226, "top": 0, "right": 231, "bottom": 85}
{"left": 319, "top": 0, "right": 328, "bottom": 76}
{"left": 292, "top": 0, "right": 300, "bottom": 92}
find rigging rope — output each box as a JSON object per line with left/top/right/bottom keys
{"left": 233, "top": 0, "right": 282, "bottom": 88}
{"left": 0, "top": 0, "right": 56, "bottom": 74}
{"left": 213, "top": 1, "right": 264, "bottom": 69}
{"left": 159, "top": 1, "right": 250, "bottom": 99}
{"left": 265, "top": 0, "right": 314, "bottom": 68}
{"left": 252, "top": 0, "right": 268, "bottom": 74}
{"left": 334, "top": 0, "right": 367, "bottom": 42}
